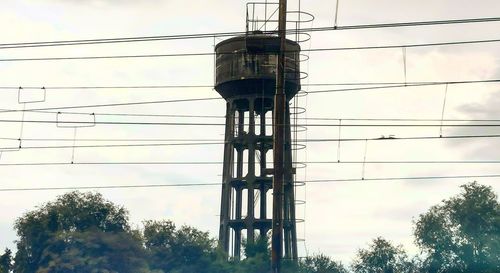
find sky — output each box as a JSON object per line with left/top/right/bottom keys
{"left": 0, "top": 0, "right": 499, "bottom": 264}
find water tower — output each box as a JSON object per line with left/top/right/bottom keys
{"left": 215, "top": 32, "right": 300, "bottom": 260}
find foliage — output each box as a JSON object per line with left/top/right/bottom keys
{"left": 298, "top": 254, "right": 349, "bottom": 273}
{"left": 6, "top": 182, "right": 499, "bottom": 273}
{"left": 143, "top": 220, "right": 217, "bottom": 273}
{"left": 235, "top": 236, "right": 272, "bottom": 273}
{"left": 414, "top": 182, "right": 500, "bottom": 273}
{"left": 351, "top": 237, "right": 415, "bottom": 273}
{"left": 12, "top": 191, "right": 138, "bottom": 273}
{"left": 36, "top": 230, "right": 151, "bottom": 273}
{"left": 0, "top": 249, "right": 12, "bottom": 273}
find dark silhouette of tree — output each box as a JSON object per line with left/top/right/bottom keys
{"left": 351, "top": 237, "right": 416, "bottom": 273}
{"left": 143, "top": 220, "right": 217, "bottom": 273}
{"left": 298, "top": 254, "right": 348, "bottom": 273}
{"left": 36, "top": 230, "right": 152, "bottom": 273}
{"left": 234, "top": 236, "right": 272, "bottom": 273}
{"left": 414, "top": 182, "right": 500, "bottom": 273}
{"left": 12, "top": 191, "right": 151, "bottom": 273}
{"left": 0, "top": 248, "right": 12, "bottom": 273}
{"left": 8, "top": 182, "right": 496, "bottom": 273}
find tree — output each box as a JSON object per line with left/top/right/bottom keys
{"left": 235, "top": 235, "right": 272, "bottom": 273}
{"left": 298, "top": 254, "right": 348, "bottom": 273}
{"left": 13, "top": 191, "right": 151, "bottom": 273}
{"left": 414, "top": 182, "right": 500, "bottom": 273}
{"left": 351, "top": 237, "right": 416, "bottom": 273}
{"left": 36, "top": 230, "right": 152, "bottom": 273}
{"left": 0, "top": 248, "right": 12, "bottom": 273}
{"left": 143, "top": 220, "right": 217, "bottom": 273}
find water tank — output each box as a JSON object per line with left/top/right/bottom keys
{"left": 214, "top": 33, "right": 301, "bottom": 100}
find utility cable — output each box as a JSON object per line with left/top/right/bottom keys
{"left": 2, "top": 134, "right": 500, "bottom": 150}
{"left": 1, "top": 16, "right": 499, "bottom": 49}
{"left": 0, "top": 79, "right": 497, "bottom": 114}
{"left": 5, "top": 133, "right": 500, "bottom": 143}
{"left": 4, "top": 133, "right": 500, "bottom": 143}
{"left": 0, "top": 97, "right": 221, "bottom": 113}
{"left": 1, "top": 79, "right": 498, "bottom": 90}
{"left": 2, "top": 119, "right": 500, "bottom": 127}
{"left": 1, "top": 173, "right": 500, "bottom": 192}
{"left": 1, "top": 38, "right": 500, "bottom": 62}
{"left": 2, "top": 160, "right": 500, "bottom": 167}
{"left": 0, "top": 142, "right": 224, "bottom": 150}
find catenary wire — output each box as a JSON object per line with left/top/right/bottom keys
{"left": 1, "top": 16, "right": 500, "bottom": 49}
{"left": 1, "top": 38, "right": 500, "bottom": 62}
{"left": 2, "top": 134, "right": 500, "bottom": 150}
{"left": 2, "top": 119, "right": 500, "bottom": 127}
{"left": 2, "top": 134, "right": 500, "bottom": 144}
{"left": 1, "top": 173, "right": 499, "bottom": 192}
{"left": 2, "top": 79, "right": 499, "bottom": 114}
{"left": 0, "top": 79, "right": 500, "bottom": 91}
{"left": 0, "top": 97, "right": 222, "bottom": 113}
{"left": 1, "top": 79, "right": 498, "bottom": 90}
{"left": 1, "top": 160, "right": 500, "bottom": 167}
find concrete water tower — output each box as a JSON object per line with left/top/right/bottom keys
{"left": 215, "top": 32, "right": 300, "bottom": 260}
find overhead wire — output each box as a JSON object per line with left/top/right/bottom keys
{"left": 1, "top": 79, "right": 498, "bottom": 115}
{"left": 2, "top": 133, "right": 500, "bottom": 144}
{"left": 0, "top": 142, "right": 224, "bottom": 150}
{"left": 1, "top": 16, "right": 499, "bottom": 49}
{"left": 2, "top": 160, "right": 500, "bottom": 167}
{"left": 1, "top": 38, "right": 500, "bottom": 62}
{"left": 2, "top": 134, "right": 500, "bottom": 150}
{"left": 0, "top": 97, "right": 222, "bottom": 113}
{"left": 1, "top": 79, "right": 498, "bottom": 90}
{"left": 2, "top": 118, "right": 500, "bottom": 127}
{"left": 1, "top": 173, "right": 500, "bottom": 192}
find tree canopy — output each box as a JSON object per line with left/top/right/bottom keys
{"left": 351, "top": 237, "right": 416, "bottom": 273}
{"left": 4, "top": 182, "right": 498, "bottom": 273}
{"left": 143, "top": 220, "right": 217, "bottom": 273}
{"left": 13, "top": 191, "right": 147, "bottom": 273}
{"left": 414, "top": 182, "right": 499, "bottom": 273}
{"left": 0, "top": 249, "right": 12, "bottom": 273}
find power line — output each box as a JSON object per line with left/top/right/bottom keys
{"left": 2, "top": 78, "right": 498, "bottom": 115}
{"left": 0, "top": 137, "right": 222, "bottom": 142}
{"left": 306, "top": 134, "right": 500, "bottom": 142}
{"left": 0, "top": 142, "right": 223, "bottom": 150}
{"left": 0, "top": 183, "right": 222, "bottom": 192}
{"left": 1, "top": 38, "right": 499, "bottom": 62}
{"left": 309, "top": 160, "right": 500, "bottom": 164}
{"left": 1, "top": 16, "right": 499, "bottom": 49}
{"left": 0, "top": 79, "right": 500, "bottom": 92}
{"left": 2, "top": 134, "right": 500, "bottom": 150}
{"left": 1, "top": 79, "right": 497, "bottom": 90}
{"left": 302, "top": 174, "right": 500, "bottom": 183}
{"left": 4, "top": 133, "right": 500, "bottom": 142}
{"left": 1, "top": 160, "right": 500, "bottom": 167}
{"left": 0, "top": 97, "right": 222, "bottom": 113}
{"left": 2, "top": 108, "right": 500, "bottom": 122}
{"left": 1, "top": 173, "right": 499, "bottom": 192}
{"left": 0, "top": 85, "right": 214, "bottom": 90}
{"left": 307, "top": 79, "right": 500, "bottom": 94}
{"left": 2, "top": 118, "right": 500, "bottom": 127}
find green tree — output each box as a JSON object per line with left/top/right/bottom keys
{"left": 414, "top": 182, "right": 500, "bottom": 273}
{"left": 298, "top": 254, "right": 348, "bottom": 273}
{"left": 351, "top": 237, "right": 416, "bottom": 273}
{"left": 36, "top": 230, "right": 152, "bottom": 273}
{"left": 0, "top": 248, "right": 12, "bottom": 273}
{"left": 235, "top": 236, "right": 272, "bottom": 273}
{"left": 13, "top": 191, "right": 151, "bottom": 273}
{"left": 143, "top": 220, "right": 217, "bottom": 273}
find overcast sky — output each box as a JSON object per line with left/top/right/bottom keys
{"left": 0, "top": 0, "right": 499, "bottom": 264}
